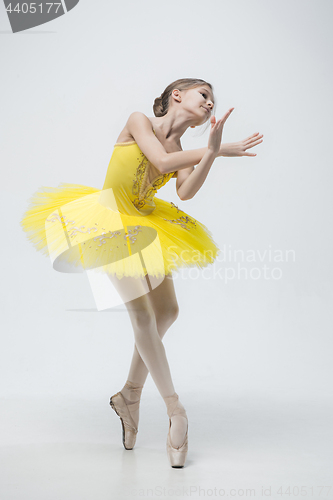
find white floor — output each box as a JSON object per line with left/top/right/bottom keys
{"left": 1, "top": 393, "right": 332, "bottom": 500}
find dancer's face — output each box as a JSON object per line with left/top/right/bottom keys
{"left": 179, "top": 85, "right": 215, "bottom": 125}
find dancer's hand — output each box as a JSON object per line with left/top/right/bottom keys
{"left": 208, "top": 108, "right": 234, "bottom": 155}
{"left": 219, "top": 132, "right": 264, "bottom": 157}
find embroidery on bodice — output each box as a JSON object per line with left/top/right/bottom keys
{"left": 132, "top": 151, "right": 174, "bottom": 210}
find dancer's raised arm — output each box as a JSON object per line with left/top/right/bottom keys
{"left": 177, "top": 110, "right": 234, "bottom": 200}
{"left": 127, "top": 111, "right": 212, "bottom": 173}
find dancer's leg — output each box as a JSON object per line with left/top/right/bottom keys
{"left": 108, "top": 273, "right": 175, "bottom": 397}
{"left": 125, "top": 274, "right": 179, "bottom": 387}
{"left": 108, "top": 273, "right": 187, "bottom": 446}
{"left": 118, "top": 274, "right": 179, "bottom": 429}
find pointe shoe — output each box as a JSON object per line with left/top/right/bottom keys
{"left": 163, "top": 392, "right": 188, "bottom": 468}
{"left": 109, "top": 382, "right": 143, "bottom": 450}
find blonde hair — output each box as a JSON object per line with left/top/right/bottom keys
{"left": 153, "top": 78, "right": 215, "bottom": 117}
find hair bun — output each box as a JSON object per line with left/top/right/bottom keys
{"left": 153, "top": 96, "right": 164, "bottom": 117}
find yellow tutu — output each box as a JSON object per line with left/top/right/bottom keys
{"left": 20, "top": 138, "right": 220, "bottom": 279}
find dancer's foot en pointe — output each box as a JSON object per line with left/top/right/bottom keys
{"left": 110, "top": 380, "right": 143, "bottom": 450}
{"left": 163, "top": 392, "right": 188, "bottom": 468}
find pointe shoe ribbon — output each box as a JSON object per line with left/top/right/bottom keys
{"left": 163, "top": 392, "right": 188, "bottom": 468}
{"left": 164, "top": 392, "right": 187, "bottom": 419}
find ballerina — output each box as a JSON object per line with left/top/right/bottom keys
{"left": 20, "top": 78, "right": 263, "bottom": 468}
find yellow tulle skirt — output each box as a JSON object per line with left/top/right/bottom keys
{"left": 20, "top": 183, "right": 220, "bottom": 279}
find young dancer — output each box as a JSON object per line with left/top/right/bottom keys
{"left": 20, "top": 78, "right": 263, "bottom": 468}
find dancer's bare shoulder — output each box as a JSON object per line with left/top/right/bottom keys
{"left": 116, "top": 112, "right": 182, "bottom": 155}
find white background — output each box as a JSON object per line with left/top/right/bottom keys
{"left": 1, "top": 0, "right": 332, "bottom": 498}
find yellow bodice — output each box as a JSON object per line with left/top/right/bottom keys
{"left": 100, "top": 141, "right": 176, "bottom": 216}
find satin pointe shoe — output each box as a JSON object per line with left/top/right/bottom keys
{"left": 109, "top": 382, "right": 143, "bottom": 450}
{"left": 163, "top": 392, "right": 188, "bottom": 468}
